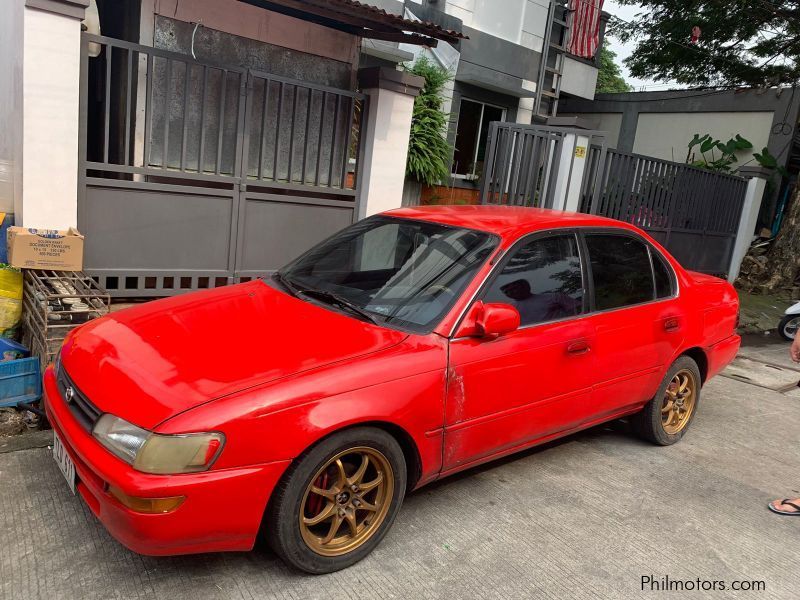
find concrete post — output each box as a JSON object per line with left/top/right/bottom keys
{"left": 728, "top": 166, "right": 771, "bottom": 283}
{"left": 20, "top": 0, "right": 88, "bottom": 228}
{"left": 356, "top": 67, "right": 424, "bottom": 219}
{"left": 546, "top": 116, "right": 596, "bottom": 213}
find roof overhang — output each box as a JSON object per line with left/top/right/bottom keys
{"left": 238, "top": 0, "right": 465, "bottom": 47}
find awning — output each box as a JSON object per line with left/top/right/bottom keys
{"left": 239, "top": 0, "right": 466, "bottom": 47}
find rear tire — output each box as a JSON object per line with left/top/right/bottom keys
{"left": 631, "top": 356, "right": 701, "bottom": 446}
{"left": 778, "top": 315, "right": 800, "bottom": 341}
{"left": 266, "top": 427, "right": 406, "bottom": 574}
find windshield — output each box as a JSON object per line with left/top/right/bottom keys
{"left": 277, "top": 216, "right": 498, "bottom": 332}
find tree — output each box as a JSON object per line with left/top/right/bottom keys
{"left": 596, "top": 47, "right": 633, "bottom": 93}
{"left": 405, "top": 57, "right": 452, "bottom": 186}
{"left": 610, "top": 1, "right": 800, "bottom": 292}
{"left": 609, "top": 1, "right": 800, "bottom": 87}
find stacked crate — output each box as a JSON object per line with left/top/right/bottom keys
{"left": 22, "top": 270, "right": 110, "bottom": 370}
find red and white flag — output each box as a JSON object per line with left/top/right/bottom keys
{"left": 567, "top": 0, "right": 605, "bottom": 59}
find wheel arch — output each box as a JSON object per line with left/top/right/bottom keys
{"left": 680, "top": 347, "right": 709, "bottom": 383}
{"left": 288, "top": 420, "right": 424, "bottom": 493}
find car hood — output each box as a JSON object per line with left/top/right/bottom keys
{"left": 61, "top": 280, "right": 407, "bottom": 429}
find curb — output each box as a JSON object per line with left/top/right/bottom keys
{"left": 0, "top": 430, "right": 53, "bottom": 454}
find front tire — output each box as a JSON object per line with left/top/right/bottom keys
{"left": 631, "top": 356, "right": 701, "bottom": 446}
{"left": 266, "top": 427, "right": 406, "bottom": 574}
{"left": 778, "top": 315, "right": 800, "bottom": 341}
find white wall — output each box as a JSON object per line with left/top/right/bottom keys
{"left": 633, "top": 112, "right": 775, "bottom": 164}
{"left": 359, "top": 87, "right": 417, "bottom": 217}
{"left": 445, "top": 0, "right": 550, "bottom": 50}
{"left": 20, "top": 7, "right": 82, "bottom": 228}
{"left": 0, "top": 0, "right": 25, "bottom": 216}
{"left": 521, "top": 0, "right": 549, "bottom": 53}
{"left": 560, "top": 56, "right": 598, "bottom": 100}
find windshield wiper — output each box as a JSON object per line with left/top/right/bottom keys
{"left": 300, "top": 288, "right": 382, "bottom": 326}
{"left": 272, "top": 271, "right": 302, "bottom": 298}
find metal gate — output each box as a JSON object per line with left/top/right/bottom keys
{"left": 478, "top": 122, "right": 607, "bottom": 208}
{"left": 477, "top": 122, "right": 747, "bottom": 276}
{"left": 79, "top": 34, "right": 365, "bottom": 296}
{"left": 581, "top": 149, "right": 748, "bottom": 276}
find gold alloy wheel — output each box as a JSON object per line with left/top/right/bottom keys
{"left": 661, "top": 369, "right": 697, "bottom": 435}
{"left": 299, "top": 447, "right": 394, "bottom": 557}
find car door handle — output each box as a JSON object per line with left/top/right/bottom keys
{"left": 566, "top": 340, "right": 590, "bottom": 355}
{"left": 664, "top": 318, "right": 680, "bottom": 332}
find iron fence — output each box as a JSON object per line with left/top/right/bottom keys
{"left": 476, "top": 121, "right": 747, "bottom": 276}
{"left": 479, "top": 122, "right": 607, "bottom": 209}
{"left": 79, "top": 34, "right": 367, "bottom": 296}
{"left": 581, "top": 149, "right": 748, "bottom": 275}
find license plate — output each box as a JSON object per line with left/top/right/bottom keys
{"left": 53, "top": 430, "right": 76, "bottom": 495}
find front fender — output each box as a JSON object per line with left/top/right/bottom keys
{"left": 157, "top": 335, "right": 448, "bottom": 485}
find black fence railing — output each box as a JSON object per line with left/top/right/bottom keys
{"left": 582, "top": 149, "right": 748, "bottom": 276}
{"left": 82, "top": 34, "right": 364, "bottom": 191}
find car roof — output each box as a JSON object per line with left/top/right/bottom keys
{"left": 385, "top": 205, "right": 636, "bottom": 240}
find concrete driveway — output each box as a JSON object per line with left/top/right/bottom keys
{"left": 2, "top": 339, "right": 799, "bottom": 599}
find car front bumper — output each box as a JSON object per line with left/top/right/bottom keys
{"left": 43, "top": 365, "right": 290, "bottom": 556}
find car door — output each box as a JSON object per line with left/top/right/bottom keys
{"left": 580, "top": 231, "right": 684, "bottom": 421}
{"left": 443, "top": 231, "right": 596, "bottom": 472}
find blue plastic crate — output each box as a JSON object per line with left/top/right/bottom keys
{"left": 0, "top": 357, "right": 42, "bottom": 408}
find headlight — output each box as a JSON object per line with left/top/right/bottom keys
{"left": 93, "top": 414, "right": 224, "bottom": 474}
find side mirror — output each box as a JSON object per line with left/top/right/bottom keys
{"left": 477, "top": 302, "right": 520, "bottom": 337}
{"left": 454, "top": 301, "right": 520, "bottom": 338}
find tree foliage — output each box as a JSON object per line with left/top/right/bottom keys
{"left": 609, "top": 1, "right": 800, "bottom": 86}
{"left": 405, "top": 57, "right": 452, "bottom": 186}
{"left": 596, "top": 47, "right": 633, "bottom": 93}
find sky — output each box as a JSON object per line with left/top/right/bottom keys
{"left": 603, "top": 0, "right": 681, "bottom": 91}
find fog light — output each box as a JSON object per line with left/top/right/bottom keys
{"left": 108, "top": 485, "right": 185, "bottom": 514}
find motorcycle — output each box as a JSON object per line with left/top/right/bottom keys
{"left": 779, "top": 301, "right": 800, "bottom": 341}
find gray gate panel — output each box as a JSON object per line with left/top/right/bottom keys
{"left": 236, "top": 193, "right": 355, "bottom": 276}
{"left": 80, "top": 34, "right": 367, "bottom": 297}
{"left": 83, "top": 184, "right": 234, "bottom": 271}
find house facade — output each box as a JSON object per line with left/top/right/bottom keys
{"left": 1, "top": 0, "right": 603, "bottom": 296}
{"left": 365, "top": 0, "right": 606, "bottom": 204}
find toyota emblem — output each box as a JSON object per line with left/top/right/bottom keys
{"left": 65, "top": 386, "right": 75, "bottom": 404}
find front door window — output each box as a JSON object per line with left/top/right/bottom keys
{"left": 483, "top": 234, "right": 585, "bottom": 326}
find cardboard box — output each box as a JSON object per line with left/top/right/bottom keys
{"left": 7, "top": 227, "right": 84, "bottom": 271}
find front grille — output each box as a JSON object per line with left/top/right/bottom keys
{"left": 55, "top": 360, "right": 102, "bottom": 431}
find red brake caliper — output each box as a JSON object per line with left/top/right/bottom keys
{"left": 308, "top": 473, "right": 329, "bottom": 517}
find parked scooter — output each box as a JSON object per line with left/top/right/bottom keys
{"left": 779, "top": 302, "right": 800, "bottom": 340}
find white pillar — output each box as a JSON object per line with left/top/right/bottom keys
{"left": 550, "top": 132, "right": 590, "bottom": 212}
{"left": 728, "top": 167, "right": 770, "bottom": 283}
{"left": 19, "top": 0, "right": 87, "bottom": 228}
{"left": 356, "top": 67, "right": 424, "bottom": 219}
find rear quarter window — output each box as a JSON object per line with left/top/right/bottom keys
{"left": 652, "top": 250, "right": 675, "bottom": 298}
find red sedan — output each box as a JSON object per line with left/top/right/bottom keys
{"left": 45, "top": 206, "right": 740, "bottom": 573}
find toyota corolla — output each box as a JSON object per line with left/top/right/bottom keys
{"left": 44, "top": 206, "right": 740, "bottom": 573}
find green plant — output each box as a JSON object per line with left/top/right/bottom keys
{"left": 686, "top": 133, "right": 752, "bottom": 172}
{"left": 753, "top": 146, "right": 790, "bottom": 177}
{"left": 405, "top": 57, "right": 452, "bottom": 186}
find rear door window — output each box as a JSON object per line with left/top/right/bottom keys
{"left": 585, "top": 234, "right": 654, "bottom": 310}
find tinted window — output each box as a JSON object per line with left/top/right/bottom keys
{"left": 484, "top": 234, "right": 584, "bottom": 326}
{"left": 653, "top": 251, "right": 674, "bottom": 298}
{"left": 279, "top": 216, "right": 497, "bottom": 333}
{"left": 586, "top": 234, "right": 654, "bottom": 310}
